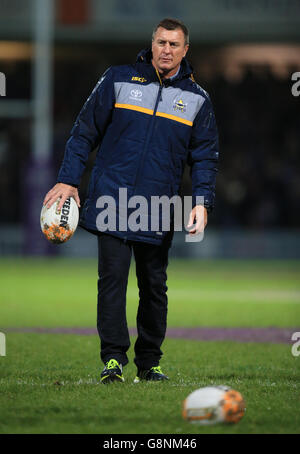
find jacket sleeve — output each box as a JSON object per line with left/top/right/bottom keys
{"left": 57, "top": 67, "right": 115, "bottom": 186}
{"left": 187, "top": 95, "right": 219, "bottom": 212}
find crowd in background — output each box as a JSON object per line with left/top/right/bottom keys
{"left": 0, "top": 49, "right": 299, "bottom": 228}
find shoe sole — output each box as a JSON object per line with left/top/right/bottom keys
{"left": 101, "top": 373, "right": 125, "bottom": 384}
{"left": 133, "top": 377, "right": 169, "bottom": 383}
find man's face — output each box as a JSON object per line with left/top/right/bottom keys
{"left": 152, "top": 27, "right": 189, "bottom": 78}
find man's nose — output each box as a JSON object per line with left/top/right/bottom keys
{"left": 162, "top": 43, "right": 171, "bottom": 54}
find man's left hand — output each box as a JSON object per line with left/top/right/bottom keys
{"left": 187, "top": 205, "right": 207, "bottom": 235}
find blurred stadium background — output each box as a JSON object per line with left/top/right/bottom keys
{"left": 0, "top": 0, "right": 300, "bottom": 259}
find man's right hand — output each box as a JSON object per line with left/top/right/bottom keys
{"left": 43, "top": 183, "right": 81, "bottom": 211}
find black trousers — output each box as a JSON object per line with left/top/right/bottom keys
{"left": 97, "top": 233, "right": 171, "bottom": 370}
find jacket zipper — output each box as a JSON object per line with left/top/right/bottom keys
{"left": 133, "top": 69, "right": 163, "bottom": 192}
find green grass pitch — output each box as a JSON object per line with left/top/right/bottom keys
{"left": 0, "top": 258, "right": 300, "bottom": 434}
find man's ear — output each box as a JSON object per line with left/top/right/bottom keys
{"left": 183, "top": 44, "right": 189, "bottom": 58}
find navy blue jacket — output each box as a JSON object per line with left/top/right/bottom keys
{"left": 57, "top": 49, "right": 219, "bottom": 245}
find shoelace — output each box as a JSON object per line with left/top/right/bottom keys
{"left": 106, "top": 359, "right": 119, "bottom": 369}
{"left": 150, "top": 366, "right": 162, "bottom": 374}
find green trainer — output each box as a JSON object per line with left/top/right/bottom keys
{"left": 100, "top": 359, "right": 125, "bottom": 384}
{"left": 133, "top": 366, "right": 169, "bottom": 383}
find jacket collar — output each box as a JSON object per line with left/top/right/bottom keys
{"left": 135, "top": 48, "right": 193, "bottom": 84}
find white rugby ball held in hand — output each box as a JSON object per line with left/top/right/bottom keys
{"left": 40, "top": 197, "right": 79, "bottom": 244}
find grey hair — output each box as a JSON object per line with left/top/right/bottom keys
{"left": 152, "top": 18, "right": 189, "bottom": 45}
